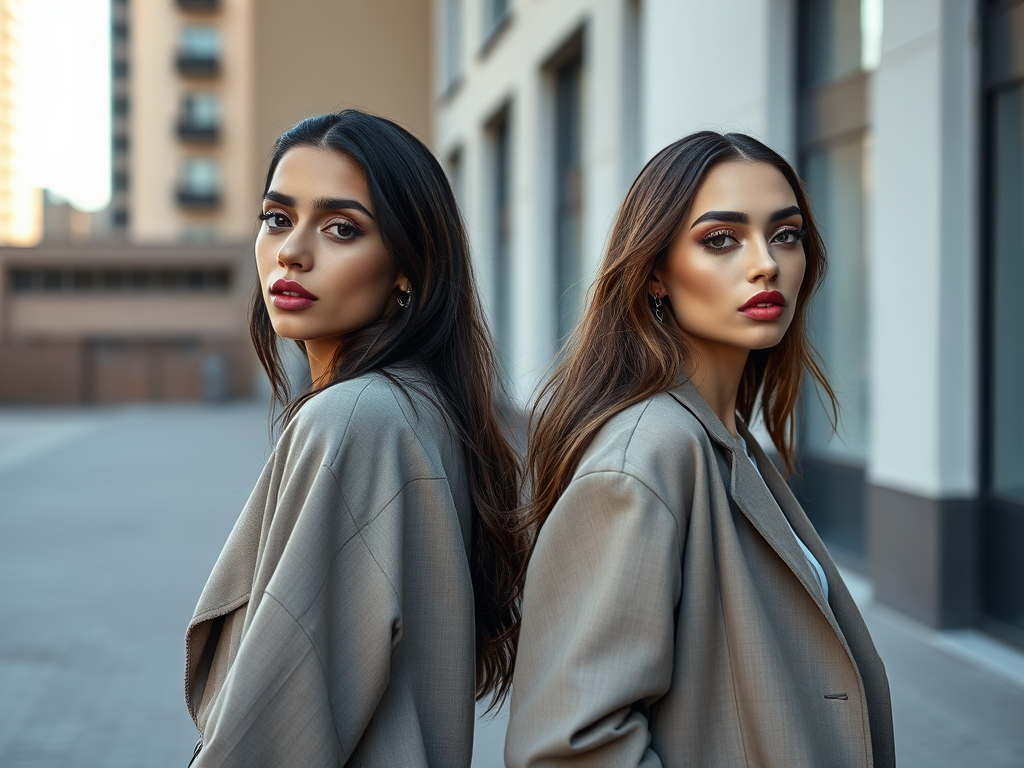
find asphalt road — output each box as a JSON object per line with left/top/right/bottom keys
{"left": 0, "top": 401, "right": 1021, "bottom": 767}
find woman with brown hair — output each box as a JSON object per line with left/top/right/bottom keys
{"left": 506, "top": 132, "right": 894, "bottom": 767}
{"left": 183, "top": 110, "right": 523, "bottom": 767}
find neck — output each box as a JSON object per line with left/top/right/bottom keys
{"left": 682, "top": 335, "right": 749, "bottom": 437}
{"left": 304, "top": 337, "right": 342, "bottom": 389}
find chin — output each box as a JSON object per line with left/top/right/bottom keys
{"left": 745, "top": 330, "right": 790, "bottom": 351}
{"left": 268, "top": 318, "right": 308, "bottom": 341}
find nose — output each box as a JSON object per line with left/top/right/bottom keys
{"left": 276, "top": 227, "right": 313, "bottom": 271}
{"left": 747, "top": 236, "right": 779, "bottom": 284}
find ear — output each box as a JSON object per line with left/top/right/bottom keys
{"left": 394, "top": 271, "right": 410, "bottom": 294}
{"left": 647, "top": 270, "right": 666, "bottom": 301}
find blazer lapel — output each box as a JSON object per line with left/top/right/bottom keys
{"left": 666, "top": 379, "right": 842, "bottom": 631}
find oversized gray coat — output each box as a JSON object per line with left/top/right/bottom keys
{"left": 506, "top": 378, "right": 895, "bottom": 768}
{"left": 184, "top": 370, "right": 476, "bottom": 767}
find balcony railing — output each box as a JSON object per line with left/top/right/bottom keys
{"left": 176, "top": 53, "right": 219, "bottom": 77}
{"left": 176, "top": 0, "right": 220, "bottom": 11}
{"left": 176, "top": 188, "right": 220, "bottom": 209}
{"left": 177, "top": 120, "right": 219, "bottom": 143}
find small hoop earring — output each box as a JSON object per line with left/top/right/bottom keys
{"left": 397, "top": 288, "right": 412, "bottom": 309}
{"left": 653, "top": 295, "right": 664, "bottom": 323}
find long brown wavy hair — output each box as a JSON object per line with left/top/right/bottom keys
{"left": 525, "top": 131, "right": 837, "bottom": 540}
{"left": 249, "top": 111, "right": 524, "bottom": 706}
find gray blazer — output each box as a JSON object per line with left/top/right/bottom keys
{"left": 185, "top": 370, "right": 476, "bottom": 767}
{"left": 506, "top": 379, "right": 894, "bottom": 768}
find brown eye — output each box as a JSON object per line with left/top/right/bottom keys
{"left": 327, "top": 221, "right": 361, "bottom": 240}
{"left": 701, "top": 231, "right": 739, "bottom": 252}
{"left": 771, "top": 227, "right": 808, "bottom": 246}
{"left": 259, "top": 211, "right": 291, "bottom": 229}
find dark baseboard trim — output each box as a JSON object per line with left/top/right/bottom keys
{"left": 867, "top": 485, "right": 979, "bottom": 629}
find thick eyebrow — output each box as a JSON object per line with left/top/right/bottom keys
{"left": 263, "top": 190, "right": 375, "bottom": 220}
{"left": 689, "top": 205, "right": 803, "bottom": 229}
{"left": 312, "top": 196, "right": 375, "bottom": 219}
{"left": 769, "top": 205, "right": 803, "bottom": 223}
{"left": 690, "top": 210, "right": 748, "bottom": 229}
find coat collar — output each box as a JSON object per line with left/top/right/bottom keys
{"left": 666, "top": 377, "right": 842, "bottom": 630}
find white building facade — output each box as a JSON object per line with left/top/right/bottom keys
{"left": 433, "top": 0, "right": 1023, "bottom": 645}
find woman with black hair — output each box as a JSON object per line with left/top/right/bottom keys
{"left": 183, "top": 111, "right": 523, "bottom": 767}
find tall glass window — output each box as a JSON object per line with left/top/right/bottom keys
{"left": 443, "top": 0, "right": 463, "bottom": 91}
{"left": 795, "top": 0, "right": 880, "bottom": 560}
{"left": 445, "top": 148, "right": 465, "bottom": 206}
{"left": 553, "top": 50, "right": 584, "bottom": 340}
{"left": 982, "top": 0, "right": 1024, "bottom": 645}
{"left": 483, "top": 0, "right": 510, "bottom": 41}
{"left": 802, "top": 141, "right": 869, "bottom": 463}
{"left": 990, "top": 85, "right": 1024, "bottom": 503}
{"left": 488, "top": 110, "right": 513, "bottom": 363}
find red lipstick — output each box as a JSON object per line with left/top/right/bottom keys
{"left": 269, "top": 278, "right": 317, "bottom": 311}
{"left": 740, "top": 290, "right": 786, "bottom": 321}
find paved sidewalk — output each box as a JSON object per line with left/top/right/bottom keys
{"left": 1, "top": 402, "right": 1022, "bottom": 767}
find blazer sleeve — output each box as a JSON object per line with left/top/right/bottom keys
{"left": 506, "top": 470, "right": 683, "bottom": 768}
{"left": 193, "top": 406, "right": 404, "bottom": 766}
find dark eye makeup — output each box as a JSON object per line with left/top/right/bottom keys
{"left": 698, "top": 225, "right": 809, "bottom": 254}
{"left": 699, "top": 229, "right": 740, "bottom": 253}
{"left": 257, "top": 211, "right": 291, "bottom": 229}
{"left": 325, "top": 221, "right": 363, "bottom": 240}
{"left": 771, "top": 227, "right": 809, "bottom": 245}
{"left": 257, "top": 211, "right": 364, "bottom": 242}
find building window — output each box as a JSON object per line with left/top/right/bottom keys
{"left": 113, "top": 134, "right": 129, "bottom": 153}
{"left": 482, "top": 0, "right": 510, "bottom": 46}
{"left": 445, "top": 147, "right": 465, "bottom": 206}
{"left": 487, "top": 110, "right": 513, "bottom": 362}
{"left": 113, "top": 172, "right": 129, "bottom": 192}
{"left": 113, "top": 209, "right": 129, "bottom": 227}
{"left": 178, "top": 92, "right": 220, "bottom": 142}
{"left": 113, "top": 60, "right": 129, "bottom": 79}
{"left": 177, "top": 25, "right": 221, "bottom": 76}
{"left": 176, "top": 0, "right": 220, "bottom": 11}
{"left": 112, "top": 22, "right": 128, "bottom": 43}
{"left": 551, "top": 42, "right": 584, "bottom": 340}
{"left": 795, "top": 0, "right": 878, "bottom": 561}
{"left": 8, "top": 266, "right": 231, "bottom": 294}
{"left": 182, "top": 225, "right": 218, "bottom": 243}
{"left": 981, "top": 0, "right": 1024, "bottom": 645}
{"left": 177, "top": 157, "right": 220, "bottom": 208}
{"left": 443, "top": 0, "right": 463, "bottom": 92}
{"left": 113, "top": 96, "right": 130, "bottom": 116}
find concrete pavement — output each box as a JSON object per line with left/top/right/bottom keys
{"left": 1, "top": 401, "right": 1022, "bottom": 767}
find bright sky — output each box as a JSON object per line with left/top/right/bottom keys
{"left": 14, "top": 0, "right": 110, "bottom": 211}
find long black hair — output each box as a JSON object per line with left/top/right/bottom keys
{"left": 250, "top": 110, "right": 524, "bottom": 705}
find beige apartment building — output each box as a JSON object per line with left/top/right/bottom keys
{"left": 0, "top": 0, "right": 432, "bottom": 403}
{"left": 114, "top": 0, "right": 432, "bottom": 243}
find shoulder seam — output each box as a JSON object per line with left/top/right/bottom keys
{"left": 572, "top": 468, "right": 682, "bottom": 546}
{"left": 619, "top": 399, "right": 655, "bottom": 473}
{"left": 315, "top": 377, "right": 376, "bottom": 470}
{"left": 324, "top": 470, "right": 449, "bottom": 599}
